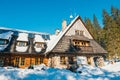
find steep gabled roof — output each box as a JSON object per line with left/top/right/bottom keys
{"left": 46, "top": 16, "right": 84, "bottom": 53}
{"left": 46, "top": 15, "right": 107, "bottom": 54}
{"left": 90, "top": 39, "right": 107, "bottom": 53}
{"left": 71, "top": 35, "right": 90, "bottom": 41}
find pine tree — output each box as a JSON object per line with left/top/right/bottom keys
{"left": 93, "top": 14, "right": 101, "bottom": 44}
{"left": 84, "top": 7, "right": 120, "bottom": 59}
{"left": 93, "top": 14, "right": 101, "bottom": 30}
{"left": 102, "top": 9, "right": 112, "bottom": 59}
{"left": 111, "top": 6, "right": 120, "bottom": 59}
{"left": 102, "top": 7, "right": 120, "bottom": 59}
{"left": 84, "top": 17, "right": 97, "bottom": 39}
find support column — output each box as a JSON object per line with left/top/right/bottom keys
{"left": 96, "top": 56, "right": 105, "bottom": 67}
{"left": 90, "top": 57, "right": 95, "bottom": 66}
{"left": 51, "top": 55, "right": 60, "bottom": 68}
{"left": 87, "top": 56, "right": 95, "bottom": 66}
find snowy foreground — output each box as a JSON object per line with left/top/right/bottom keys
{"left": 0, "top": 63, "right": 120, "bottom": 80}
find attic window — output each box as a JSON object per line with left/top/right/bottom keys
{"left": 75, "top": 30, "right": 84, "bottom": 36}
{"left": 80, "top": 31, "right": 84, "bottom": 36}
{"left": 75, "top": 30, "right": 79, "bottom": 35}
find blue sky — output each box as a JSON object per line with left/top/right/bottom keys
{"left": 0, "top": 0, "right": 120, "bottom": 34}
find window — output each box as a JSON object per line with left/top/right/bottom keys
{"left": 35, "top": 43, "right": 44, "bottom": 48}
{"left": 40, "top": 57, "right": 43, "bottom": 64}
{"left": 60, "top": 56, "right": 66, "bottom": 64}
{"left": 75, "top": 30, "right": 79, "bottom": 35}
{"left": 0, "top": 39, "right": 8, "bottom": 45}
{"left": 35, "top": 57, "right": 39, "bottom": 65}
{"left": 16, "top": 57, "right": 19, "bottom": 63}
{"left": 15, "top": 57, "right": 20, "bottom": 67}
{"left": 0, "top": 57, "right": 4, "bottom": 66}
{"left": 75, "top": 30, "right": 84, "bottom": 35}
{"left": 80, "top": 31, "right": 84, "bottom": 36}
{"left": 20, "top": 57, "right": 25, "bottom": 66}
{"left": 17, "top": 41, "right": 27, "bottom": 47}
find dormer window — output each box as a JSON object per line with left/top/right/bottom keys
{"left": 35, "top": 42, "right": 44, "bottom": 48}
{"left": 0, "top": 39, "right": 8, "bottom": 45}
{"left": 75, "top": 30, "right": 84, "bottom": 36}
{"left": 17, "top": 41, "right": 28, "bottom": 47}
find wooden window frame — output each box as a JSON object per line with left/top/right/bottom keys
{"left": 40, "top": 57, "right": 43, "bottom": 64}
{"left": 75, "top": 30, "right": 79, "bottom": 35}
{"left": 20, "top": 57, "right": 25, "bottom": 66}
{"left": 80, "top": 30, "right": 84, "bottom": 36}
{"left": 35, "top": 57, "right": 39, "bottom": 65}
{"left": 17, "top": 41, "right": 27, "bottom": 47}
{"left": 15, "top": 57, "right": 20, "bottom": 67}
{"left": 35, "top": 42, "right": 44, "bottom": 48}
{"left": 75, "top": 30, "right": 84, "bottom": 36}
{"left": 60, "top": 56, "right": 66, "bottom": 65}
{"left": 0, "top": 57, "right": 4, "bottom": 66}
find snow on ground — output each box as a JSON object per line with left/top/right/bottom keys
{"left": 102, "top": 62, "right": 120, "bottom": 72}
{"left": 0, "top": 63, "right": 120, "bottom": 80}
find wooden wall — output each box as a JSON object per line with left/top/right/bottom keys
{"left": 0, "top": 54, "right": 48, "bottom": 68}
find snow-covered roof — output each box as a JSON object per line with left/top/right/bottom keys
{"left": 34, "top": 35, "right": 44, "bottom": 43}
{"left": 0, "top": 31, "right": 13, "bottom": 40}
{"left": 0, "top": 27, "right": 49, "bottom": 35}
{"left": 46, "top": 34, "right": 57, "bottom": 49}
{"left": 45, "top": 16, "right": 80, "bottom": 53}
{"left": 17, "top": 33, "right": 28, "bottom": 41}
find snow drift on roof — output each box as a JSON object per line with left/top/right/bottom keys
{"left": 17, "top": 33, "right": 28, "bottom": 41}
{"left": 34, "top": 35, "right": 44, "bottom": 43}
{"left": 0, "top": 31, "right": 13, "bottom": 40}
{"left": 0, "top": 27, "right": 49, "bottom": 35}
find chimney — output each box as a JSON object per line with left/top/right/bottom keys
{"left": 62, "top": 20, "right": 67, "bottom": 31}
{"left": 55, "top": 29, "right": 60, "bottom": 35}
